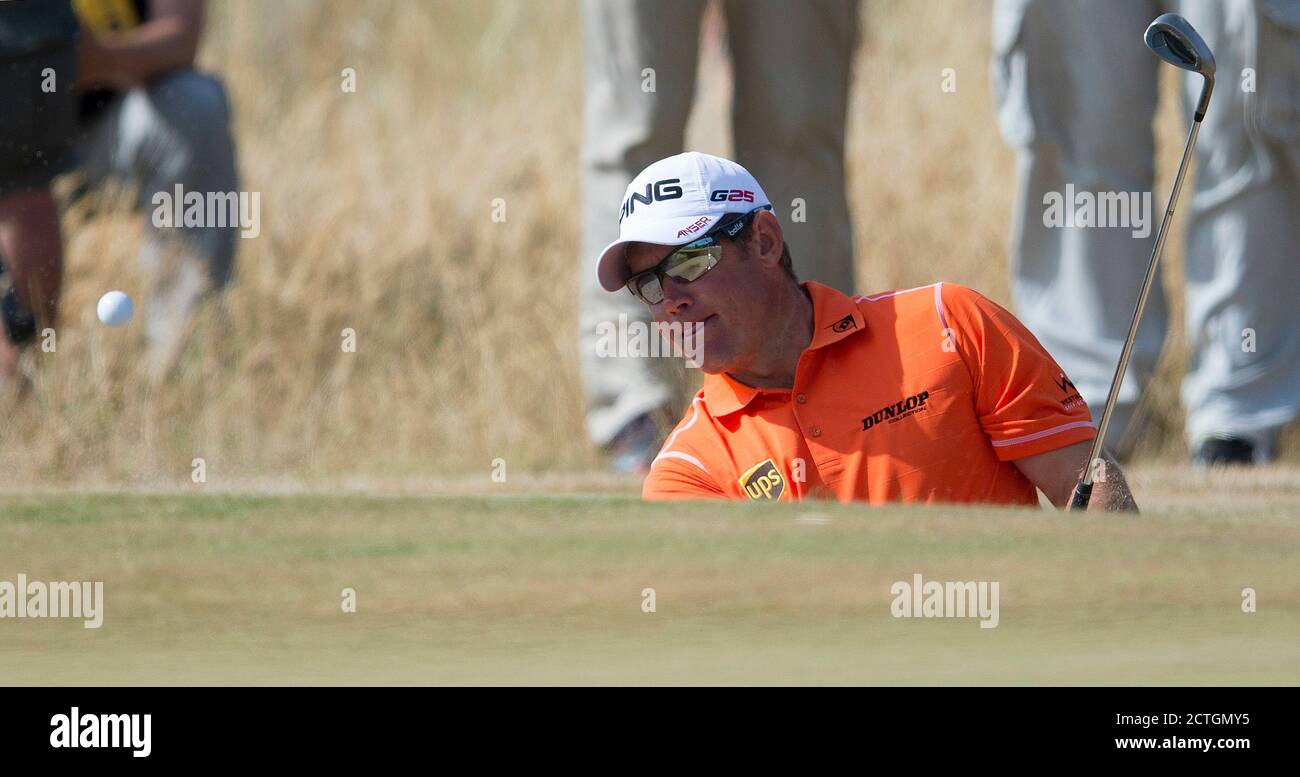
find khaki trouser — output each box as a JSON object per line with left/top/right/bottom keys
{"left": 993, "top": 0, "right": 1300, "bottom": 458}
{"left": 579, "top": 0, "right": 859, "bottom": 446}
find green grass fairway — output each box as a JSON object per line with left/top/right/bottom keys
{"left": 1, "top": 468, "right": 1298, "bottom": 685}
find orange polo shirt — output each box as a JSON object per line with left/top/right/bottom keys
{"left": 643, "top": 281, "right": 1096, "bottom": 504}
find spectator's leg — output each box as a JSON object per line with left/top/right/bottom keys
{"left": 0, "top": 188, "right": 63, "bottom": 388}
{"left": 78, "top": 69, "right": 240, "bottom": 380}
{"left": 138, "top": 71, "right": 241, "bottom": 288}
{"left": 579, "top": 0, "right": 705, "bottom": 453}
{"left": 82, "top": 70, "right": 240, "bottom": 286}
{"left": 724, "top": 0, "right": 858, "bottom": 295}
{"left": 1179, "top": 0, "right": 1300, "bottom": 462}
{"left": 992, "top": 0, "right": 1165, "bottom": 455}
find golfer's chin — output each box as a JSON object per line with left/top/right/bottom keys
{"left": 689, "top": 327, "right": 738, "bottom": 374}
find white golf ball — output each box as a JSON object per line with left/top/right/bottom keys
{"left": 97, "top": 290, "right": 134, "bottom": 327}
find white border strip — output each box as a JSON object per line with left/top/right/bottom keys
{"left": 857, "top": 283, "right": 937, "bottom": 303}
{"left": 652, "top": 450, "right": 708, "bottom": 473}
{"left": 651, "top": 396, "right": 708, "bottom": 472}
{"left": 934, "top": 281, "right": 950, "bottom": 333}
{"left": 990, "top": 420, "right": 1096, "bottom": 448}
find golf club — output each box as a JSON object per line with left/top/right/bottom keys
{"left": 1069, "top": 13, "right": 1215, "bottom": 511}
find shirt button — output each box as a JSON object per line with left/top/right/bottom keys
{"left": 795, "top": 393, "right": 807, "bottom": 404}
{"left": 810, "top": 426, "right": 822, "bottom": 438}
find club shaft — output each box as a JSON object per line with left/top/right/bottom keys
{"left": 1080, "top": 117, "right": 1202, "bottom": 487}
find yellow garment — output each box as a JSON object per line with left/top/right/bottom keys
{"left": 73, "top": 0, "right": 141, "bottom": 34}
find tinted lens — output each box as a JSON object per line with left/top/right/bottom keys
{"left": 627, "top": 243, "right": 723, "bottom": 305}
{"left": 662, "top": 245, "right": 721, "bottom": 282}
{"left": 632, "top": 273, "right": 664, "bottom": 305}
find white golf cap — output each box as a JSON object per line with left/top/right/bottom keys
{"left": 595, "top": 152, "right": 772, "bottom": 292}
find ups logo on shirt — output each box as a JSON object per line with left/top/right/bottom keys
{"left": 738, "top": 458, "right": 785, "bottom": 501}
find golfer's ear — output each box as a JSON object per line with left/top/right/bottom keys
{"left": 754, "top": 211, "right": 784, "bottom": 266}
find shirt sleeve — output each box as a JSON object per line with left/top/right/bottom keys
{"left": 642, "top": 454, "right": 726, "bottom": 501}
{"left": 940, "top": 283, "right": 1096, "bottom": 460}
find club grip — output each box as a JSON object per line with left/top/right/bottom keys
{"left": 1068, "top": 481, "right": 1093, "bottom": 512}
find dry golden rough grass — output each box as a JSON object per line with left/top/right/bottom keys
{"left": 0, "top": 0, "right": 1290, "bottom": 487}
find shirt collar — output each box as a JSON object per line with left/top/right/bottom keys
{"left": 702, "top": 281, "right": 866, "bottom": 417}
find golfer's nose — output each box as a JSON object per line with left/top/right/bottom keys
{"left": 659, "top": 275, "right": 694, "bottom": 317}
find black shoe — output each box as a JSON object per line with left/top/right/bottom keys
{"left": 1192, "top": 436, "right": 1255, "bottom": 467}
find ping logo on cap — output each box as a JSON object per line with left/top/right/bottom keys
{"left": 619, "top": 178, "right": 684, "bottom": 222}
{"left": 739, "top": 458, "right": 785, "bottom": 501}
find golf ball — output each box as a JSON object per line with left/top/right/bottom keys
{"left": 97, "top": 290, "right": 134, "bottom": 327}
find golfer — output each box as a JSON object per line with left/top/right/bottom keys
{"left": 595, "top": 152, "right": 1137, "bottom": 510}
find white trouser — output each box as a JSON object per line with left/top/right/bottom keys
{"left": 993, "top": 0, "right": 1300, "bottom": 457}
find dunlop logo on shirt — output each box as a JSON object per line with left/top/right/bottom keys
{"left": 739, "top": 458, "right": 785, "bottom": 501}
{"left": 862, "top": 390, "right": 930, "bottom": 431}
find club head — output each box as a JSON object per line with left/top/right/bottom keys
{"left": 1145, "top": 13, "right": 1215, "bottom": 119}
{"left": 1145, "top": 13, "right": 1215, "bottom": 78}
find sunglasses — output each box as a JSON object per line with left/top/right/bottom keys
{"left": 625, "top": 205, "right": 771, "bottom": 305}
